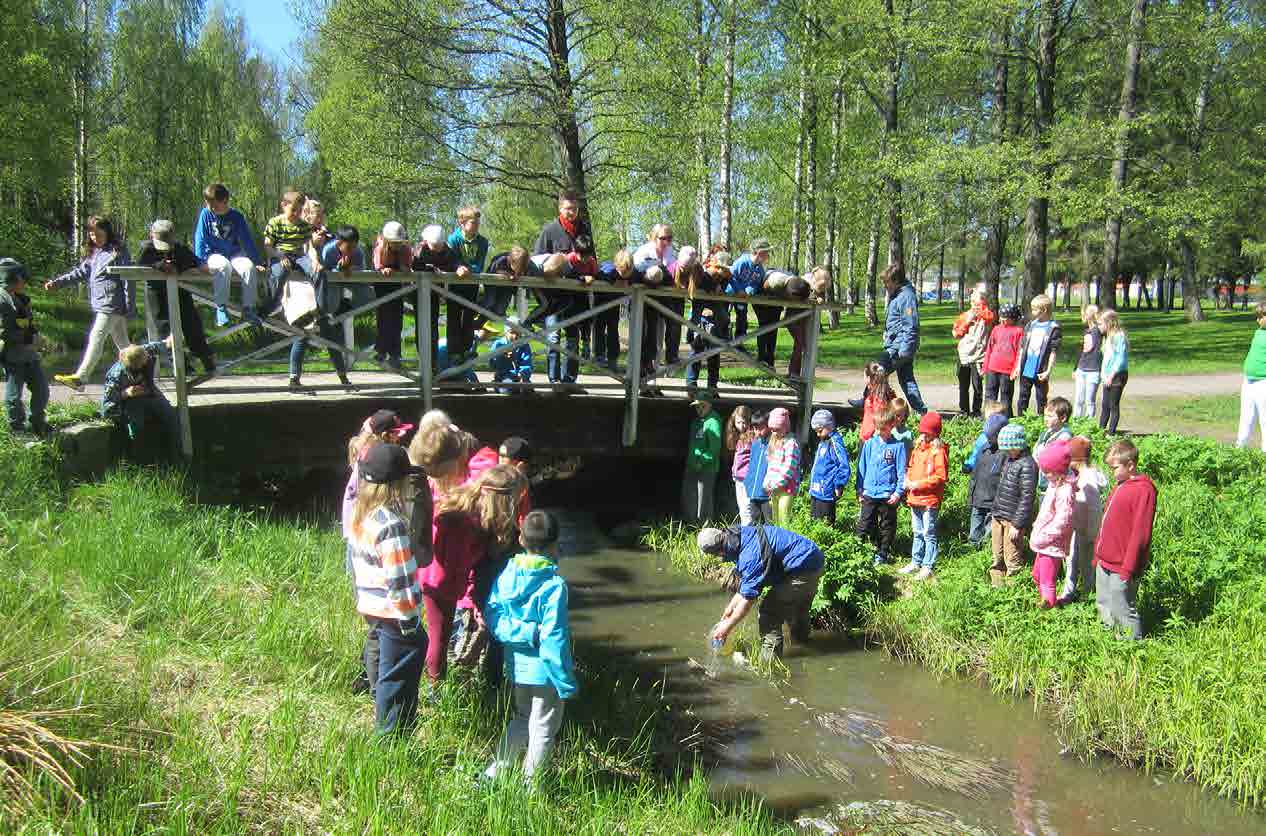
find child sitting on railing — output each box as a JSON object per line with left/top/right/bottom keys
{"left": 489, "top": 316, "right": 533, "bottom": 395}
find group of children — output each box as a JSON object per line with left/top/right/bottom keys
{"left": 341, "top": 407, "right": 576, "bottom": 782}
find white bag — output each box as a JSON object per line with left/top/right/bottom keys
{"left": 282, "top": 279, "right": 319, "bottom": 328}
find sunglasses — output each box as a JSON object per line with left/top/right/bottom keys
{"left": 658, "top": 235, "right": 673, "bottom": 241}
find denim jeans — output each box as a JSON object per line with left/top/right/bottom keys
{"left": 288, "top": 316, "right": 348, "bottom": 378}
{"left": 685, "top": 310, "right": 728, "bottom": 390}
{"left": 968, "top": 506, "right": 992, "bottom": 546}
{"left": 1072, "top": 369, "right": 1100, "bottom": 418}
{"left": 545, "top": 312, "right": 579, "bottom": 383}
{"left": 910, "top": 505, "right": 940, "bottom": 568}
{"left": 371, "top": 616, "right": 427, "bottom": 735}
{"left": 4, "top": 351, "right": 48, "bottom": 431}
{"left": 891, "top": 353, "right": 928, "bottom": 415}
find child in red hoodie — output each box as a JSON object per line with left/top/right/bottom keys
{"left": 1093, "top": 439, "right": 1157, "bottom": 639}
{"left": 983, "top": 305, "right": 1024, "bottom": 417}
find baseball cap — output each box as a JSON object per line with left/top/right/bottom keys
{"left": 690, "top": 391, "right": 716, "bottom": 408}
{"left": 499, "top": 436, "right": 532, "bottom": 463}
{"left": 365, "top": 409, "right": 414, "bottom": 438}
{"left": 150, "top": 219, "right": 175, "bottom": 251}
{"left": 381, "top": 221, "right": 409, "bottom": 243}
{"left": 697, "top": 527, "right": 727, "bottom": 554}
{"left": 0, "top": 258, "right": 30, "bottom": 285}
{"left": 359, "top": 443, "right": 420, "bottom": 484}
{"left": 750, "top": 238, "right": 773, "bottom": 254}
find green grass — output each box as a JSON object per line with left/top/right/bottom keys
{"left": 644, "top": 416, "right": 1266, "bottom": 806}
{"left": 0, "top": 434, "right": 788, "bottom": 833}
{"left": 1124, "top": 394, "right": 1242, "bottom": 443}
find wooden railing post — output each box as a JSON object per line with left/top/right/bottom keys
{"left": 164, "top": 275, "right": 193, "bottom": 457}
{"left": 798, "top": 305, "right": 821, "bottom": 443}
{"left": 622, "top": 286, "right": 645, "bottom": 446}
{"left": 418, "top": 276, "right": 433, "bottom": 412}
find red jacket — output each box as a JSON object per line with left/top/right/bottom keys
{"left": 905, "top": 439, "right": 948, "bottom": 508}
{"left": 1094, "top": 475, "right": 1157, "bottom": 580}
{"left": 983, "top": 323, "right": 1024, "bottom": 376}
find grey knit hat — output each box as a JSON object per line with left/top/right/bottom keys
{"left": 810, "top": 409, "right": 836, "bottom": 431}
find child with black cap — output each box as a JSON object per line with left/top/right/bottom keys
{"left": 0, "top": 258, "right": 49, "bottom": 436}
{"left": 347, "top": 443, "right": 425, "bottom": 735}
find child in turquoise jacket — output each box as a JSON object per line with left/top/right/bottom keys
{"left": 484, "top": 510, "right": 577, "bottom": 781}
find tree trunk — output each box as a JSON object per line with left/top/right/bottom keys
{"left": 1023, "top": 0, "right": 1060, "bottom": 308}
{"left": 718, "top": 0, "right": 735, "bottom": 251}
{"left": 936, "top": 232, "right": 946, "bottom": 306}
{"left": 1180, "top": 237, "right": 1206, "bottom": 322}
{"left": 846, "top": 238, "right": 856, "bottom": 316}
{"left": 983, "top": 23, "right": 1011, "bottom": 312}
{"left": 804, "top": 64, "right": 818, "bottom": 270}
{"left": 693, "top": 0, "right": 711, "bottom": 252}
{"left": 911, "top": 227, "right": 921, "bottom": 293}
{"left": 1178, "top": 0, "right": 1219, "bottom": 322}
{"left": 71, "top": 0, "right": 92, "bottom": 253}
{"left": 546, "top": 0, "right": 589, "bottom": 214}
{"left": 957, "top": 224, "right": 968, "bottom": 312}
{"left": 790, "top": 13, "right": 813, "bottom": 271}
{"left": 865, "top": 213, "right": 880, "bottom": 326}
{"left": 826, "top": 73, "right": 845, "bottom": 327}
{"left": 882, "top": 0, "right": 904, "bottom": 268}
{"left": 1103, "top": 0, "right": 1149, "bottom": 311}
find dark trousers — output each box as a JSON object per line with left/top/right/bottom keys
{"left": 957, "top": 362, "right": 983, "bottom": 416}
{"left": 640, "top": 303, "right": 661, "bottom": 376}
{"left": 289, "top": 315, "right": 348, "bottom": 379}
{"left": 1100, "top": 371, "right": 1128, "bottom": 434}
{"left": 146, "top": 281, "right": 211, "bottom": 360}
{"left": 525, "top": 289, "right": 581, "bottom": 383}
{"left": 985, "top": 371, "right": 1015, "bottom": 417}
{"left": 810, "top": 497, "right": 837, "bottom": 524}
{"left": 753, "top": 303, "right": 782, "bottom": 367}
{"left": 732, "top": 301, "right": 749, "bottom": 342}
{"left": 592, "top": 294, "right": 620, "bottom": 368}
{"left": 660, "top": 297, "right": 685, "bottom": 365}
{"left": 1015, "top": 375, "right": 1049, "bottom": 416}
{"left": 892, "top": 354, "right": 928, "bottom": 415}
{"left": 362, "top": 617, "right": 380, "bottom": 697}
{"left": 373, "top": 283, "right": 405, "bottom": 360}
{"left": 370, "top": 616, "right": 426, "bottom": 735}
{"left": 787, "top": 318, "right": 808, "bottom": 378}
{"left": 475, "top": 285, "right": 516, "bottom": 329}
{"left": 686, "top": 308, "right": 728, "bottom": 390}
{"left": 448, "top": 284, "right": 480, "bottom": 358}
{"left": 749, "top": 498, "right": 774, "bottom": 523}
{"left": 855, "top": 495, "right": 897, "bottom": 560}
{"left": 120, "top": 395, "right": 181, "bottom": 459}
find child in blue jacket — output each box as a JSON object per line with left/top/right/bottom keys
{"left": 741, "top": 409, "right": 772, "bottom": 522}
{"left": 489, "top": 317, "right": 533, "bottom": 394}
{"left": 855, "top": 407, "right": 908, "bottom": 565}
{"left": 484, "top": 510, "right": 577, "bottom": 782}
{"left": 807, "top": 409, "right": 851, "bottom": 524}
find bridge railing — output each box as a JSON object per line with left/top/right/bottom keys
{"left": 111, "top": 267, "right": 846, "bottom": 457}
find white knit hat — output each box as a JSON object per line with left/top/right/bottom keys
{"left": 421, "top": 224, "right": 445, "bottom": 247}
{"left": 381, "top": 221, "right": 408, "bottom": 243}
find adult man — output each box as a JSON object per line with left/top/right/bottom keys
{"left": 881, "top": 262, "right": 927, "bottom": 415}
{"left": 531, "top": 191, "right": 591, "bottom": 394}
{"left": 137, "top": 219, "right": 217, "bottom": 376}
{"left": 1093, "top": 439, "right": 1157, "bottom": 640}
{"left": 698, "top": 523, "right": 824, "bottom": 658}
{"left": 682, "top": 393, "right": 722, "bottom": 522}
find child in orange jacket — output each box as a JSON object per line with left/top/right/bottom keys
{"left": 899, "top": 412, "right": 949, "bottom": 579}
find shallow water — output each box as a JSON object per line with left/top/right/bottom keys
{"left": 555, "top": 510, "right": 1263, "bottom": 835}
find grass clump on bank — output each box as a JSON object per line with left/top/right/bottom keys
{"left": 0, "top": 431, "right": 787, "bottom": 834}
{"left": 644, "top": 417, "right": 1266, "bottom": 806}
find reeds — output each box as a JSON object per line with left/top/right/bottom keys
{"left": 832, "top": 799, "right": 997, "bottom": 836}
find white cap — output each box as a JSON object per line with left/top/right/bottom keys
{"left": 381, "top": 221, "right": 408, "bottom": 243}
{"left": 150, "top": 219, "right": 174, "bottom": 251}
{"left": 421, "top": 224, "right": 445, "bottom": 247}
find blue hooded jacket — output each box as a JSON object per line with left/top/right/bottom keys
{"left": 883, "top": 281, "right": 920, "bottom": 359}
{"left": 963, "top": 413, "right": 1009, "bottom": 474}
{"left": 727, "top": 525, "right": 824, "bottom": 600}
{"left": 193, "top": 206, "right": 261, "bottom": 264}
{"left": 808, "top": 429, "right": 852, "bottom": 501}
{"left": 743, "top": 435, "right": 771, "bottom": 502}
{"left": 856, "top": 433, "right": 908, "bottom": 499}
{"left": 726, "top": 253, "right": 766, "bottom": 296}
{"left": 486, "top": 553, "right": 578, "bottom": 699}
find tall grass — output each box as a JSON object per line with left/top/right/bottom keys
{"left": 0, "top": 431, "right": 787, "bottom": 833}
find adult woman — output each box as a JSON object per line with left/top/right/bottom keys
{"left": 634, "top": 224, "right": 681, "bottom": 371}
{"left": 1236, "top": 301, "right": 1266, "bottom": 451}
{"left": 952, "top": 288, "right": 994, "bottom": 417}
{"left": 46, "top": 216, "right": 132, "bottom": 390}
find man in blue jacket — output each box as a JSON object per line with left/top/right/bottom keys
{"left": 699, "top": 524, "right": 824, "bottom": 658}
{"left": 882, "top": 262, "right": 928, "bottom": 415}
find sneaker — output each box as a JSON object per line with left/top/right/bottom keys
{"left": 288, "top": 377, "right": 304, "bottom": 392}
{"left": 215, "top": 306, "right": 230, "bottom": 327}
{"left": 916, "top": 567, "right": 933, "bottom": 580}
{"left": 337, "top": 372, "right": 353, "bottom": 388}
{"left": 242, "top": 307, "right": 263, "bottom": 327}
{"left": 872, "top": 554, "right": 889, "bottom": 567}
{"left": 53, "top": 373, "right": 83, "bottom": 391}
{"left": 898, "top": 562, "right": 919, "bottom": 575}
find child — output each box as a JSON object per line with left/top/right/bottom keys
{"left": 447, "top": 206, "right": 489, "bottom": 361}
{"left": 1033, "top": 396, "right": 1073, "bottom": 491}
{"left": 45, "top": 215, "right": 132, "bottom": 390}
{"left": 0, "top": 259, "right": 49, "bottom": 436}
{"left": 683, "top": 393, "right": 723, "bottom": 522}
{"left": 742, "top": 409, "right": 773, "bottom": 523}
{"left": 890, "top": 398, "right": 913, "bottom": 450}
{"left": 101, "top": 337, "right": 180, "bottom": 459}
{"left": 347, "top": 443, "right": 424, "bottom": 734}
{"left": 302, "top": 198, "right": 331, "bottom": 264}
{"left": 478, "top": 245, "right": 541, "bottom": 332}
{"left": 1012, "top": 294, "right": 1062, "bottom": 416}
{"left": 1072, "top": 304, "right": 1102, "bottom": 419}
{"left": 858, "top": 359, "right": 896, "bottom": 441}
{"left": 727, "top": 406, "right": 755, "bottom": 526}
{"left": 592, "top": 249, "right": 637, "bottom": 371}
{"left": 952, "top": 288, "right": 995, "bottom": 417}
{"left": 967, "top": 413, "right": 1010, "bottom": 547}
{"left": 192, "top": 183, "right": 264, "bottom": 327}
{"left": 989, "top": 422, "right": 1037, "bottom": 585}
{"left": 1093, "top": 439, "right": 1157, "bottom": 640}
{"left": 686, "top": 305, "right": 722, "bottom": 397}
{"left": 807, "top": 409, "right": 851, "bottom": 524}
{"left": 1098, "top": 309, "right": 1129, "bottom": 434}
{"left": 484, "top": 510, "right": 577, "bottom": 781}
{"left": 372, "top": 221, "right": 413, "bottom": 369}
{"left": 289, "top": 225, "right": 360, "bottom": 390}
{"left": 855, "top": 408, "right": 908, "bottom": 566}
{"left": 1029, "top": 441, "right": 1075, "bottom": 608}
{"left": 1236, "top": 301, "right": 1266, "bottom": 451}
{"left": 489, "top": 316, "right": 533, "bottom": 394}
{"left": 1061, "top": 435, "right": 1107, "bottom": 604}
{"left": 762, "top": 407, "right": 801, "bottom": 525}
{"left": 982, "top": 305, "right": 1023, "bottom": 417}
{"left": 900, "top": 412, "right": 948, "bottom": 579}
{"left": 415, "top": 224, "right": 473, "bottom": 374}
{"left": 963, "top": 400, "right": 1008, "bottom": 474}
{"left": 137, "top": 219, "right": 216, "bottom": 375}
{"left": 263, "top": 189, "right": 312, "bottom": 314}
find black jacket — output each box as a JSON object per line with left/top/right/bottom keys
{"left": 0, "top": 288, "right": 36, "bottom": 361}
{"left": 992, "top": 450, "right": 1037, "bottom": 528}
{"left": 969, "top": 445, "right": 1005, "bottom": 511}
{"left": 138, "top": 240, "right": 200, "bottom": 273}
{"left": 533, "top": 218, "right": 591, "bottom": 257}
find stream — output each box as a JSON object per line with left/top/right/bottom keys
{"left": 554, "top": 509, "right": 1262, "bottom": 835}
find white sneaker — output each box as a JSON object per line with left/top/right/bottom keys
{"left": 917, "top": 567, "right": 934, "bottom": 580}
{"left": 898, "top": 562, "right": 919, "bottom": 575}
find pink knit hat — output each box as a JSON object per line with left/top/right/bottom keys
{"left": 1037, "top": 440, "right": 1072, "bottom": 476}
{"left": 768, "top": 407, "right": 791, "bottom": 433}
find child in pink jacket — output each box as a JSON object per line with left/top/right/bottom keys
{"left": 762, "top": 407, "right": 802, "bottom": 525}
{"left": 1029, "top": 441, "right": 1076, "bottom": 608}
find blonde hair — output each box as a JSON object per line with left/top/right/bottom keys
{"left": 350, "top": 479, "right": 409, "bottom": 541}
{"left": 539, "top": 253, "right": 569, "bottom": 278}
{"left": 983, "top": 400, "right": 1007, "bottom": 418}
{"left": 1099, "top": 308, "right": 1123, "bottom": 337}
{"left": 612, "top": 248, "right": 633, "bottom": 275}
{"left": 348, "top": 433, "right": 383, "bottom": 466}
{"left": 891, "top": 397, "right": 910, "bottom": 420}
{"left": 1030, "top": 294, "right": 1052, "bottom": 316}
{"left": 1081, "top": 303, "right": 1100, "bottom": 327}
{"left": 506, "top": 245, "right": 529, "bottom": 276}
{"left": 281, "top": 189, "right": 305, "bottom": 210}
{"left": 121, "top": 345, "right": 149, "bottom": 371}
{"left": 438, "top": 464, "right": 526, "bottom": 552}
{"left": 649, "top": 223, "right": 672, "bottom": 244}
{"left": 409, "top": 422, "right": 464, "bottom": 473}
{"left": 457, "top": 205, "right": 482, "bottom": 223}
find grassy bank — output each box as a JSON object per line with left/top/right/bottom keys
{"left": 0, "top": 433, "right": 787, "bottom": 833}
{"left": 646, "top": 418, "right": 1266, "bottom": 807}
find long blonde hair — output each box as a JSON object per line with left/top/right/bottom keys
{"left": 1099, "top": 308, "right": 1123, "bottom": 338}
{"left": 350, "top": 479, "right": 410, "bottom": 541}
{"left": 438, "top": 464, "right": 526, "bottom": 552}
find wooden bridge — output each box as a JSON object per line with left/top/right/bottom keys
{"left": 113, "top": 267, "right": 848, "bottom": 458}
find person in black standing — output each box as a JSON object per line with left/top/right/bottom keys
{"left": 137, "top": 219, "right": 216, "bottom": 375}
{"left": 531, "top": 191, "right": 591, "bottom": 394}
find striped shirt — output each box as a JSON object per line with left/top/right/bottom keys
{"left": 264, "top": 214, "right": 311, "bottom": 256}
{"left": 349, "top": 506, "right": 421, "bottom": 621}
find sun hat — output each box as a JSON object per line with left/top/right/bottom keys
{"left": 1037, "top": 440, "right": 1072, "bottom": 475}
{"left": 359, "top": 443, "right": 420, "bottom": 484}
{"left": 150, "top": 219, "right": 174, "bottom": 251}
{"left": 767, "top": 407, "right": 791, "bottom": 433}
{"left": 810, "top": 409, "right": 836, "bottom": 431}
{"left": 998, "top": 423, "right": 1027, "bottom": 452}
{"left": 381, "top": 221, "right": 408, "bottom": 243}
{"left": 750, "top": 238, "right": 773, "bottom": 254}
{"left": 918, "top": 411, "right": 943, "bottom": 436}
{"left": 697, "top": 528, "right": 727, "bottom": 555}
